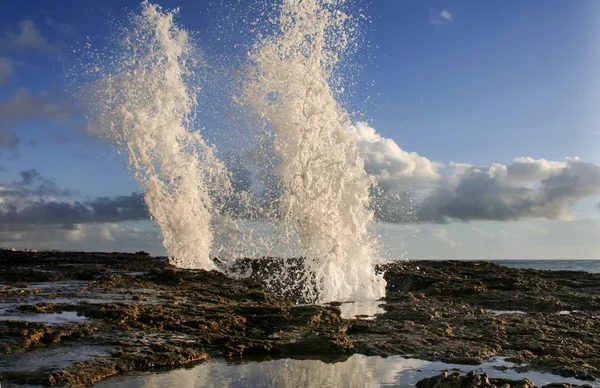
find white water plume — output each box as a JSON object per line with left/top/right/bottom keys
{"left": 86, "top": 2, "right": 234, "bottom": 269}
{"left": 81, "top": 0, "right": 387, "bottom": 303}
{"left": 240, "top": 0, "right": 386, "bottom": 302}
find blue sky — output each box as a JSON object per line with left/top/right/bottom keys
{"left": 366, "top": 0, "right": 599, "bottom": 165}
{"left": 0, "top": 0, "right": 598, "bottom": 259}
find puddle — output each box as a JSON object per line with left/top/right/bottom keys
{"left": 557, "top": 310, "right": 581, "bottom": 315}
{"left": 92, "top": 354, "right": 599, "bottom": 388}
{"left": 0, "top": 294, "right": 159, "bottom": 322}
{"left": 42, "top": 297, "right": 126, "bottom": 304}
{"left": 0, "top": 281, "right": 90, "bottom": 300}
{"left": 0, "top": 311, "right": 88, "bottom": 325}
{"left": 485, "top": 310, "right": 527, "bottom": 316}
{"left": 107, "top": 270, "right": 147, "bottom": 277}
{"left": 0, "top": 345, "right": 111, "bottom": 373}
{"left": 10, "top": 267, "right": 57, "bottom": 273}
{"left": 3, "top": 281, "right": 89, "bottom": 290}
{"left": 340, "top": 300, "right": 386, "bottom": 320}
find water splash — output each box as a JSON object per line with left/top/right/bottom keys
{"left": 82, "top": 0, "right": 386, "bottom": 303}
{"left": 85, "top": 2, "right": 233, "bottom": 269}
{"left": 240, "top": 0, "right": 386, "bottom": 302}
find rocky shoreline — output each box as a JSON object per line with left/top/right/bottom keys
{"left": 1, "top": 250, "right": 599, "bottom": 387}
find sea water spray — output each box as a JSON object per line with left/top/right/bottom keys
{"left": 85, "top": 2, "right": 234, "bottom": 269}
{"left": 240, "top": 0, "right": 386, "bottom": 302}
{"left": 84, "top": 0, "right": 386, "bottom": 303}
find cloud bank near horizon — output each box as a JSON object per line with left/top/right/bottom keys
{"left": 347, "top": 122, "right": 600, "bottom": 223}
{"left": 0, "top": 169, "right": 148, "bottom": 230}
{"left": 1, "top": 122, "right": 600, "bottom": 239}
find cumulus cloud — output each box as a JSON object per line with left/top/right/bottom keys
{"left": 19, "top": 169, "right": 40, "bottom": 185}
{"left": 0, "top": 191, "right": 148, "bottom": 227}
{"left": 0, "top": 170, "right": 142, "bottom": 229}
{"left": 348, "top": 122, "right": 440, "bottom": 193}
{"left": 4, "top": 145, "right": 597, "bottom": 237}
{"left": 0, "top": 169, "right": 71, "bottom": 213}
{"left": 417, "top": 157, "right": 600, "bottom": 223}
{"left": 0, "top": 57, "right": 13, "bottom": 84}
{"left": 541, "top": 158, "right": 600, "bottom": 202}
{"left": 0, "top": 222, "right": 164, "bottom": 255}
{"left": 210, "top": 142, "right": 600, "bottom": 225}
{"left": 0, "top": 20, "right": 54, "bottom": 51}
{"left": 0, "top": 169, "right": 157, "bottom": 252}
{"left": 506, "top": 157, "right": 566, "bottom": 182}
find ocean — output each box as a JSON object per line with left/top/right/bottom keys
{"left": 491, "top": 259, "right": 600, "bottom": 274}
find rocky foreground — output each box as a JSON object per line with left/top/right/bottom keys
{"left": 0, "top": 251, "right": 599, "bottom": 387}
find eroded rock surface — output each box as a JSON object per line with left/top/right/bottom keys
{"left": 416, "top": 371, "right": 592, "bottom": 388}
{"left": 1, "top": 251, "right": 599, "bottom": 387}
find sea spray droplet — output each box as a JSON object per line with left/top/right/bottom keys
{"left": 85, "top": 2, "right": 234, "bottom": 270}
{"left": 240, "top": 0, "right": 386, "bottom": 302}
{"left": 81, "top": 0, "right": 386, "bottom": 303}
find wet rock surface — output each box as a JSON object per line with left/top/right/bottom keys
{"left": 1, "top": 251, "right": 599, "bottom": 387}
{"left": 415, "top": 370, "right": 593, "bottom": 388}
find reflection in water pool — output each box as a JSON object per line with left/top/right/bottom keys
{"left": 0, "top": 345, "right": 111, "bottom": 374}
{"left": 339, "top": 300, "right": 386, "bottom": 320}
{"left": 0, "top": 311, "right": 88, "bottom": 326}
{"left": 94, "top": 354, "right": 597, "bottom": 388}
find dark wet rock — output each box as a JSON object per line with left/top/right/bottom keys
{"left": 1, "top": 251, "right": 600, "bottom": 386}
{"left": 47, "top": 358, "right": 121, "bottom": 387}
{"left": 229, "top": 257, "right": 319, "bottom": 303}
{"left": 416, "top": 371, "right": 595, "bottom": 388}
{"left": 0, "top": 321, "right": 94, "bottom": 355}
{"left": 15, "top": 302, "right": 61, "bottom": 313}
{"left": 416, "top": 371, "right": 534, "bottom": 388}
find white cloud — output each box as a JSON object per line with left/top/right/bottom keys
{"left": 448, "top": 162, "right": 473, "bottom": 174}
{"left": 506, "top": 157, "right": 566, "bottom": 182}
{"left": 367, "top": 147, "right": 600, "bottom": 223}
{"left": 418, "top": 157, "right": 600, "bottom": 222}
{"left": 345, "top": 123, "right": 600, "bottom": 223}
{"left": 347, "top": 122, "right": 441, "bottom": 193}
{"left": 100, "top": 223, "right": 118, "bottom": 242}
{"left": 430, "top": 9, "right": 454, "bottom": 25}
{"left": 440, "top": 10, "right": 453, "bottom": 22}
{"left": 66, "top": 224, "right": 86, "bottom": 242}
{"left": 0, "top": 20, "right": 54, "bottom": 51}
{"left": 0, "top": 222, "right": 165, "bottom": 255}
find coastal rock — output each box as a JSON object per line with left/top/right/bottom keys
{"left": 416, "top": 371, "right": 595, "bottom": 388}
{"left": 416, "top": 371, "right": 535, "bottom": 388}
{"left": 1, "top": 251, "right": 599, "bottom": 386}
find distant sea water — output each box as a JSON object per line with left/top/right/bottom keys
{"left": 489, "top": 260, "right": 600, "bottom": 274}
